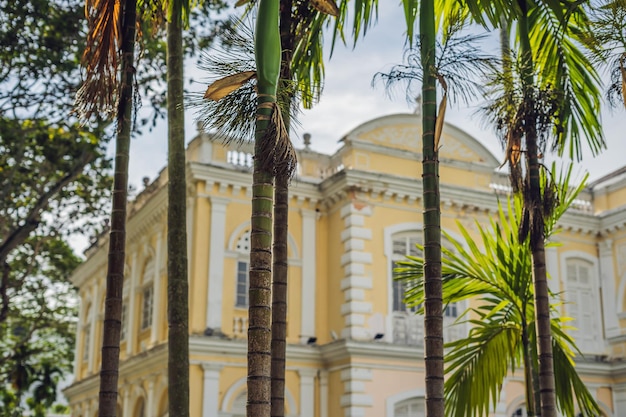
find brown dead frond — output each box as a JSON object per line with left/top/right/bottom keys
{"left": 434, "top": 74, "right": 448, "bottom": 150}
{"left": 204, "top": 71, "right": 257, "bottom": 101}
{"left": 75, "top": 0, "right": 122, "bottom": 121}
{"left": 309, "top": 0, "right": 340, "bottom": 16}
{"left": 259, "top": 102, "right": 298, "bottom": 180}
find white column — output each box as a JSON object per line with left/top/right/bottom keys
{"left": 301, "top": 210, "right": 317, "bottom": 341}
{"left": 187, "top": 195, "right": 195, "bottom": 275}
{"left": 599, "top": 239, "right": 619, "bottom": 338}
{"left": 146, "top": 380, "right": 155, "bottom": 417}
{"left": 73, "top": 291, "right": 85, "bottom": 379}
{"left": 299, "top": 369, "right": 316, "bottom": 417}
{"left": 123, "top": 387, "right": 131, "bottom": 417}
{"left": 206, "top": 197, "right": 228, "bottom": 330}
{"left": 320, "top": 370, "right": 329, "bottom": 417}
{"left": 126, "top": 251, "right": 139, "bottom": 356}
{"left": 614, "top": 383, "right": 626, "bottom": 416}
{"left": 202, "top": 363, "right": 222, "bottom": 417}
{"left": 87, "top": 282, "right": 99, "bottom": 374}
{"left": 151, "top": 230, "right": 164, "bottom": 346}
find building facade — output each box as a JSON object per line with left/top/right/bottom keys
{"left": 64, "top": 113, "right": 626, "bottom": 417}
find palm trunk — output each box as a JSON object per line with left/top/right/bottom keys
{"left": 521, "top": 316, "right": 537, "bottom": 416}
{"left": 271, "top": 175, "right": 289, "bottom": 417}
{"left": 166, "top": 6, "right": 190, "bottom": 417}
{"left": 98, "top": 0, "right": 137, "bottom": 415}
{"left": 270, "top": 2, "right": 293, "bottom": 416}
{"left": 518, "top": 1, "right": 556, "bottom": 415}
{"left": 420, "top": 1, "right": 444, "bottom": 416}
{"left": 249, "top": 2, "right": 281, "bottom": 416}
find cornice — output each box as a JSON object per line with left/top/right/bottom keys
{"left": 597, "top": 206, "right": 626, "bottom": 235}
{"left": 64, "top": 343, "right": 167, "bottom": 399}
{"left": 188, "top": 161, "right": 323, "bottom": 206}
{"left": 188, "top": 335, "right": 322, "bottom": 364}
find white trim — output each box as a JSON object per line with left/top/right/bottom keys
{"left": 504, "top": 395, "right": 526, "bottom": 417}
{"left": 384, "top": 388, "right": 425, "bottom": 417}
{"left": 202, "top": 363, "right": 222, "bottom": 417}
{"left": 598, "top": 240, "right": 620, "bottom": 338}
{"left": 206, "top": 197, "right": 229, "bottom": 330}
{"left": 228, "top": 221, "right": 251, "bottom": 251}
{"left": 560, "top": 251, "right": 604, "bottom": 354}
{"left": 87, "top": 282, "right": 98, "bottom": 374}
{"left": 299, "top": 368, "right": 316, "bottom": 417}
{"left": 126, "top": 252, "right": 139, "bottom": 356}
{"left": 151, "top": 230, "right": 163, "bottom": 345}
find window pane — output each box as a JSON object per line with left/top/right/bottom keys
{"left": 141, "top": 287, "right": 153, "bottom": 329}
{"left": 236, "top": 261, "right": 248, "bottom": 307}
{"left": 393, "top": 239, "right": 406, "bottom": 256}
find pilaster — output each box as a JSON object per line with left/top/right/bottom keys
{"left": 202, "top": 363, "right": 223, "bottom": 417}
{"left": 151, "top": 230, "right": 164, "bottom": 346}
{"left": 87, "top": 281, "right": 98, "bottom": 374}
{"left": 146, "top": 379, "right": 155, "bottom": 417}
{"left": 320, "top": 369, "right": 329, "bottom": 417}
{"left": 126, "top": 251, "right": 139, "bottom": 356}
{"left": 299, "top": 368, "right": 316, "bottom": 417}
{"left": 340, "top": 367, "right": 373, "bottom": 417}
{"left": 339, "top": 202, "right": 373, "bottom": 340}
{"left": 599, "top": 239, "right": 620, "bottom": 339}
{"left": 206, "top": 197, "right": 229, "bottom": 330}
{"left": 301, "top": 209, "right": 317, "bottom": 341}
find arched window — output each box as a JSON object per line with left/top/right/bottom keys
{"left": 389, "top": 230, "right": 462, "bottom": 345}
{"left": 565, "top": 257, "right": 598, "bottom": 352}
{"left": 394, "top": 397, "right": 425, "bottom": 417}
{"left": 235, "top": 230, "right": 250, "bottom": 308}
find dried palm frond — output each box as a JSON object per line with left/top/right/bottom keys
{"left": 309, "top": 0, "right": 340, "bottom": 16}
{"left": 434, "top": 74, "right": 448, "bottom": 150}
{"left": 192, "top": 16, "right": 301, "bottom": 144}
{"left": 75, "top": 0, "right": 122, "bottom": 120}
{"left": 258, "top": 102, "right": 298, "bottom": 180}
{"left": 204, "top": 71, "right": 257, "bottom": 101}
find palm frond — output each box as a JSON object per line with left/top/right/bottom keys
{"left": 373, "top": 20, "right": 496, "bottom": 107}
{"left": 75, "top": 0, "right": 122, "bottom": 120}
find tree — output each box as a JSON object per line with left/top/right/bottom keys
{"left": 587, "top": 0, "right": 626, "bottom": 110}
{"left": 397, "top": 165, "right": 602, "bottom": 417}
{"left": 76, "top": 0, "right": 140, "bottom": 414}
{"left": 165, "top": 0, "right": 190, "bottom": 415}
{"left": 0, "top": 238, "right": 80, "bottom": 417}
{"left": 482, "top": 3, "right": 603, "bottom": 414}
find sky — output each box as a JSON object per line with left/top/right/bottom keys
{"left": 123, "top": 4, "right": 626, "bottom": 192}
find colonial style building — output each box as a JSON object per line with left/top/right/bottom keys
{"left": 64, "top": 113, "right": 626, "bottom": 417}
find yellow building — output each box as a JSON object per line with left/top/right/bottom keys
{"left": 65, "top": 113, "right": 626, "bottom": 417}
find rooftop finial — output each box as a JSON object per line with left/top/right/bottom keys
{"left": 303, "top": 133, "right": 312, "bottom": 150}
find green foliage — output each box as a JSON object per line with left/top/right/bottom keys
{"left": 395, "top": 165, "right": 600, "bottom": 417}
{"left": 0, "top": 237, "right": 79, "bottom": 416}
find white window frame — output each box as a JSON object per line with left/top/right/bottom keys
{"left": 235, "top": 260, "right": 249, "bottom": 308}
{"left": 234, "top": 230, "right": 251, "bottom": 308}
{"left": 560, "top": 251, "right": 603, "bottom": 354}
{"left": 120, "top": 301, "right": 128, "bottom": 341}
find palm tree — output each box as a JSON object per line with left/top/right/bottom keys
{"left": 397, "top": 165, "right": 602, "bottom": 417}
{"left": 75, "top": 0, "right": 138, "bottom": 415}
{"left": 587, "top": 0, "right": 626, "bottom": 110}
{"left": 485, "top": 4, "right": 603, "bottom": 414}
{"left": 165, "top": 0, "right": 190, "bottom": 416}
